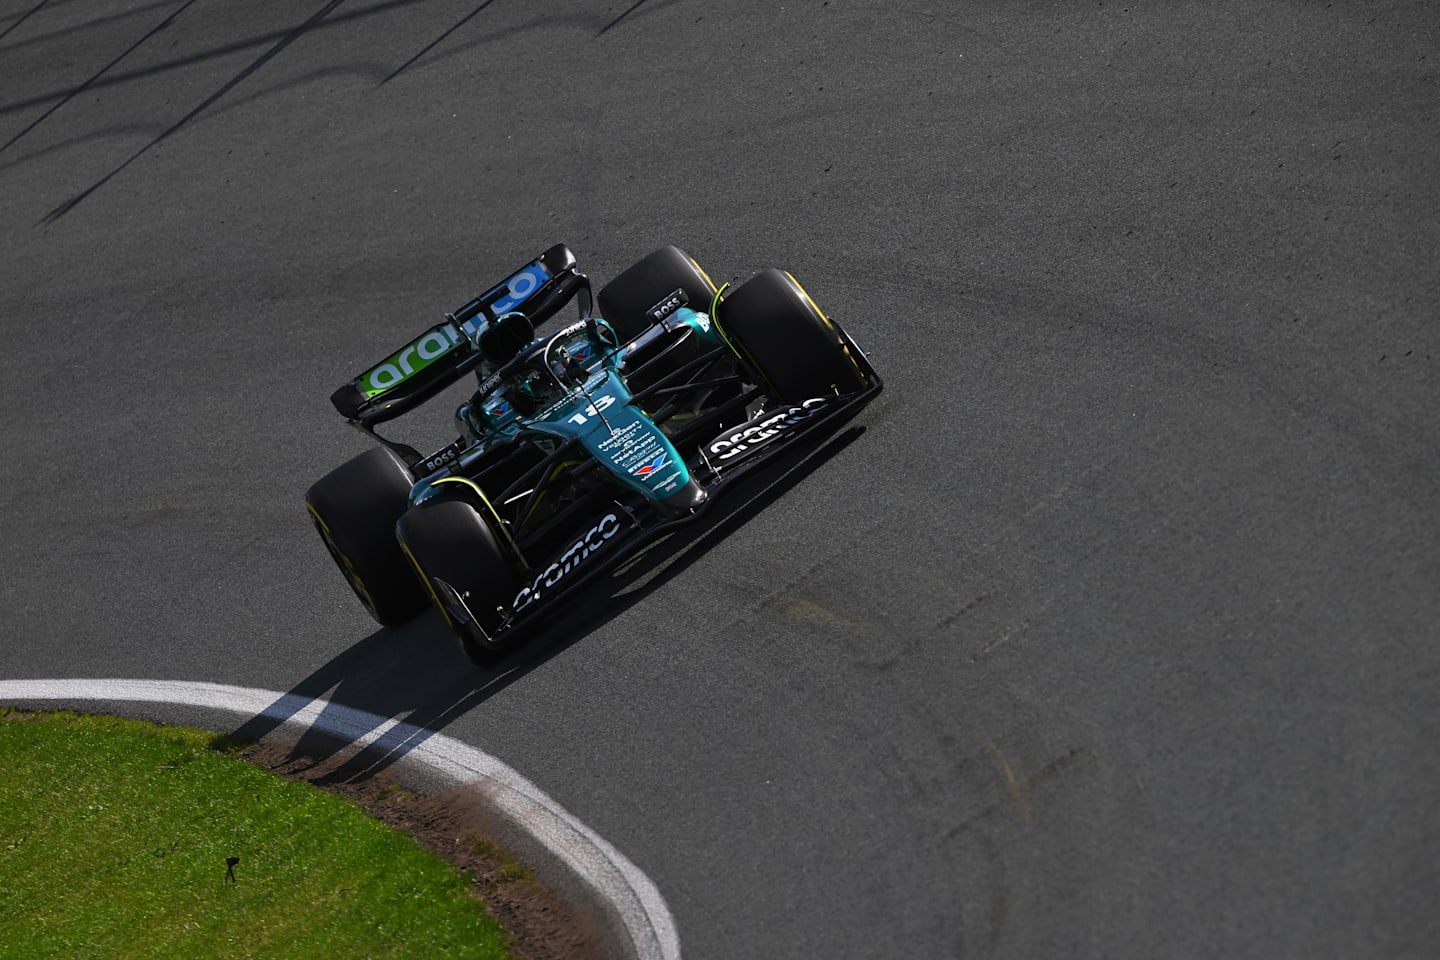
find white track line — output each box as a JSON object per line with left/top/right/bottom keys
{"left": 0, "top": 678, "right": 679, "bottom": 960}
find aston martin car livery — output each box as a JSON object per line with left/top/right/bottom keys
{"left": 305, "top": 243, "right": 882, "bottom": 662}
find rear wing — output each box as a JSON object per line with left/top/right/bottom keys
{"left": 330, "top": 244, "right": 588, "bottom": 425}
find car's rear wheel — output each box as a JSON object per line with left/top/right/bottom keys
{"left": 596, "top": 245, "right": 719, "bottom": 342}
{"left": 716, "top": 268, "right": 865, "bottom": 402}
{"left": 305, "top": 447, "right": 428, "bottom": 626}
{"left": 395, "top": 496, "right": 522, "bottom": 664}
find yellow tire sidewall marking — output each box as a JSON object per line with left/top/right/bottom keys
{"left": 784, "top": 270, "right": 864, "bottom": 381}
{"left": 399, "top": 540, "right": 454, "bottom": 628}
{"left": 305, "top": 501, "right": 380, "bottom": 615}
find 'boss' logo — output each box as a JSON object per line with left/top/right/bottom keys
{"left": 646, "top": 288, "right": 688, "bottom": 323}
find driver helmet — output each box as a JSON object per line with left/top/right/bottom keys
{"left": 514, "top": 368, "right": 552, "bottom": 404}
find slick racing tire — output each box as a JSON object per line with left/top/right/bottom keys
{"left": 396, "top": 497, "right": 521, "bottom": 665}
{"left": 305, "top": 447, "right": 428, "bottom": 627}
{"left": 717, "top": 268, "right": 865, "bottom": 402}
{"left": 596, "top": 245, "right": 719, "bottom": 342}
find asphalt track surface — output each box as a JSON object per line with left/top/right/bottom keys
{"left": 1, "top": 2, "right": 1436, "bottom": 958}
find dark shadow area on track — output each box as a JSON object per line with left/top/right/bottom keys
{"left": 40, "top": 0, "right": 354, "bottom": 222}
{"left": 146, "top": 63, "right": 392, "bottom": 128}
{"left": 395, "top": 5, "right": 690, "bottom": 83}
{"left": 596, "top": 0, "right": 648, "bottom": 37}
{"left": 379, "top": 0, "right": 689, "bottom": 84}
{"left": 229, "top": 421, "right": 868, "bottom": 785}
{"left": 0, "top": 0, "right": 426, "bottom": 119}
{"left": 594, "top": 0, "right": 691, "bottom": 38}
{"left": 0, "top": 0, "right": 176, "bottom": 52}
{"left": 0, "top": 0, "right": 201, "bottom": 155}
{"left": 4, "top": 0, "right": 118, "bottom": 18}
{"left": 0, "top": 0, "right": 52, "bottom": 43}
{"left": 0, "top": 122, "right": 167, "bottom": 173}
{"left": 382, "top": 0, "right": 496, "bottom": 84}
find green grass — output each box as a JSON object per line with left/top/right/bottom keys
{"left": 0, "top": 710, "right": 516, "bottom": 960}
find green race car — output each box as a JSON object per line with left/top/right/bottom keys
{"left": 306, "top": 244, "right": 882, "bottom": 663}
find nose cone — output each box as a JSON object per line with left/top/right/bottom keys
{"left": 655, "top": 477, "right": 708, "bottom": 518}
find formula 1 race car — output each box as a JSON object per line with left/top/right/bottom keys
{"left": 306, "top": 244, "right": 882, "bottom": 662}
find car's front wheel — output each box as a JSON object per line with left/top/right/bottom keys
{"left": 395, "top": 496, "right": 521, "bottom": 664}
{"left": 715, "top": 268, "right": 865, "bottom": 402}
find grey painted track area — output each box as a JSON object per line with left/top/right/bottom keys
{"left": 2, "top": 2, "right": 1437, "bottom": 958}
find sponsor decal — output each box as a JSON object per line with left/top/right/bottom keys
{"left": 483, "top": 263, "right": 550, "bottom": 315}
{"left": 646, "top": 288, "right": 688, "bottom": 324}
{"left": 360, "top": 325, "right": 464, "bottom": 397}
{"left": 420, "top": 440, "right": 464, "bottom": 474}
{"left": 597, "top": 421, "right": 643, "bottom": 452}
{"left": 707, "top": 397, "right": 831, "bottom": 462}
{"left": 591, "top": 419, "right": 678, "bottom": 490}
{"left": 632, "top": 452, "right": 668, "bottom": 478}
{"left": 459, "top": 261, "right": 554, "bottom": 338}
{"left": 608, "top": 427, "right": 666, "bottom": 476}
{"left": 476, "top": 371, "right": 503, "bottom": 396}
{"left": 512, "top": 513, "right": 622, "bottom": 612}
{"left": 490, "top": 262, "right": 550, "bottom": 314}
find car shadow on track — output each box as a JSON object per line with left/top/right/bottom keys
{"left": 230, "top": 419, "right": 869, "bottom": 784}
